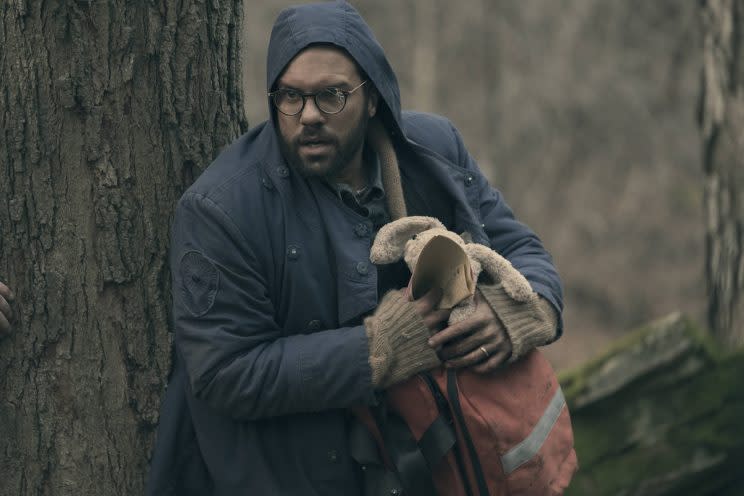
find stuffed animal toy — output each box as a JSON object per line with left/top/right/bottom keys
{"left": 370, "top": 216, "right": 537, "bottom": 323}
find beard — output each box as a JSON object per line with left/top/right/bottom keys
{"left": 278, "top": 113, "right": 370, "bottom": 182}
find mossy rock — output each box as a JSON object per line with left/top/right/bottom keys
{"left": 559, "top": 313, "right": 744, "bottom": 495}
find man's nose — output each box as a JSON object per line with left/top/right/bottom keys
{"left": 299, "top": 96, "right": 325, "bottom": 126}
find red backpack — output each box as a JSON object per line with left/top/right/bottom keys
{"left": 352, "top": 350, "right": 577, "bottom": 495}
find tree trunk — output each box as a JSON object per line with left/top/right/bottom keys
{"left": 411, "top": 0, "right": 439, "bottom": 112}
{"left": 0, "top": 2, "right": 247, "bottom": 494}
{"left": 701, "top": 0, "right": 744, "bottom": 347}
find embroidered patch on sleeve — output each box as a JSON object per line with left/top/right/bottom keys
{"left": 179, "top": 251, "right": 219, "bottom": 317}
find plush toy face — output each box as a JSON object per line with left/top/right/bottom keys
{"left": 370, "top": 216, "right": 476, "bottom": 307}
{"left": 402, "top": 228, "right": 468, "bottom": 274}
{"left": 369, "top": 216, "right": 464, "bottom": 271}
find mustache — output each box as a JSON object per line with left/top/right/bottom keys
{"left": 295, "top": 130, "right": 336, "bottom": 145}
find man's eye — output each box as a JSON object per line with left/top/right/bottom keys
{"left": 325, "top": 88, "right": 344, "bottom": 98}
{"left": 282, "top": 90, "right": 301, "bottom": 101}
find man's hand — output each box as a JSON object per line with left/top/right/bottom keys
{"left": 365, "top": 287, "right": 449, "bottom": 389}
{"left": 0, "top": 281, "right": 15, "bottom": 337}
{"left": 411, "top": 287, "right": 451, "bottom": 333}
{"left": 427, "top": 289, "right": 512, "bottom": 373}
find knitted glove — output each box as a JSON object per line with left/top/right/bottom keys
{"left": 364, "top": 291, "right": 442, "bottom": 389}
{"left": 477, "top": 282, "right": 559, "bottom": 362}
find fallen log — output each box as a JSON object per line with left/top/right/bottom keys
{"left": 560, "top": 313, "right": 744, "bottom": 495}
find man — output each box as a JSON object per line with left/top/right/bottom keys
{"left": 147, "top": 2, "right": 562, "bottom": 495}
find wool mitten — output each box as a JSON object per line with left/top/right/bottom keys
{"left": 477, "top": 282, "right": 559, "bottom": 362}
{"left": 365, "top": 291, "right": 441, "bottom": 389}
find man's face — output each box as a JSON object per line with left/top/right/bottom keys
{"left": 274, "top": 46, "right": 377, "bottom": 181}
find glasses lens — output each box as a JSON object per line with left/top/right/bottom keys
{"left": 316, "top": 89, "right": 346, "bottom": 114}
{"left": 274, "top": 90, "right": 303, "bottom": 115}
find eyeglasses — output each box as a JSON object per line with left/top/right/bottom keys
{"left": 269, "top": 80, "right": 368, "bottom": 116}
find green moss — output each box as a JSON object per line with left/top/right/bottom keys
{"left": 558, "top": 314, "right": 722, "bottom": 408}
{"left": 564, "top": 336, "right": 744, "bottom": 496}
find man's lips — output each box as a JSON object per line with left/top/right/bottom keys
{"left": 298, "top": 136, "right": 333, "bottom": 145}
{"left": 297, "top": 137, "right": 334, "bottom": 154}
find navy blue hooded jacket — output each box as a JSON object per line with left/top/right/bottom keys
{"left": 146, "top": 2, "right": 562, "bottom": 495}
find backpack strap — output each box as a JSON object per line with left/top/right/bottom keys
{"left": 383, "top": 413, "right": 439, "bottom": 496}
{"left": 351, "top": 396, "right": 441, "bottom": 496}
{"left": 447, "top": 368, "right": 490, "bottom": 496}
{"left": 421, "top": 372, "right": 475, "bottom": 496}
{"left": 352, "top": 383, "right": 462, "bottom": 496}
{"left": 352, "top": 373, "right": 491, "bottom": 496}
{"left": 349, "top": 415, "right": 410, "bottom": 496}
{"left": 417, "top": 415, "right": 456, "bottom": 469}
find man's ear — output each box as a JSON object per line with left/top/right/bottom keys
{"left": 367, "top": 88, "right": 379, "bottom": 118}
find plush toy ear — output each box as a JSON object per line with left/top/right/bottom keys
{"left": 464, "top": 243, "right": 536, "bottom": 303}
{"left": 370, "top": 216, "right": 446, "bottom": 264}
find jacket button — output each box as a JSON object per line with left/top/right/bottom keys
{"left": 307, "top": 319, "right": 321, "bottom": 331}
{"left": 261, "top": 177, "right": 274, "bottom": 190}
{"left": 356, "top": 261, "right": 369, "bottom": 276}
{"left": 287, "top": 245, "right": 300, "bottom": 260}
{"left": 328, "top": 449, "right": 338, "bottom": 463}
{"left": 390, "top": 489, "right": 401, "bottom": 496}
{"left": 354, "top": 223, "right": 370, "bottom": 238}
{"left": 276, "top": 165, "right": 290, "bottom": 178}
{"left": 464, "top": 174, "right": 474, "bottom": 186}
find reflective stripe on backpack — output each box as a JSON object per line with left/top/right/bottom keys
{"left": 501, "top": 387, "right": 567, "bottom": 475}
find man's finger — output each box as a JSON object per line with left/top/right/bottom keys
{"left": 444, "top": 341, "right": 497, "bottom": 369}
{"left": 428, "top": 314, "right": 487, "bottom": 348}
{"left": 439, "top": 331, "right": 490, "bottom": 360}
{"left": 422, "top": 307, "right": 450, "bottom": 330}
{"left": 472, "top": 350, "right": 511, "bottom": 373}
{"left": 0, "top": 310, "right": 10, "bottom": 336}
{"left": 0, "top": 282, "right": 14, "bottom": 301}
{"left": 415, "top": 286, "right": 442, "bottom": 310}
{"left": 0, "top": 295, "right": 12, "bottom": 322}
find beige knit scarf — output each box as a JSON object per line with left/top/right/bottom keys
{"left": 366, "top": 119, "right": 408, "bottom": 221}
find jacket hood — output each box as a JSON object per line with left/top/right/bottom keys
{"left": 266, "top": 1, "right": 403, "bottom": 136}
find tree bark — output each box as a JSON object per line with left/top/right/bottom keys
{"left": 0, "top": 1, "right": 247, "bottom": 494}
{"left": 701, "top": 0, "right": 744, "bottom": 347}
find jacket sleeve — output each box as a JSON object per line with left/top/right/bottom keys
{"left": 170, "top": 191, "right": 375, "bottom": 421}
{"left": 449, "top": 123, "right": 565, "bottom": 336}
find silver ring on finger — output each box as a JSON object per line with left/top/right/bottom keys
{"left": 479, "top": 346, "right": 490, "bottom": 360}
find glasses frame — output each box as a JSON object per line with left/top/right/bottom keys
{"left": 269, "top": 80, "right": 368, "bottom": 116}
